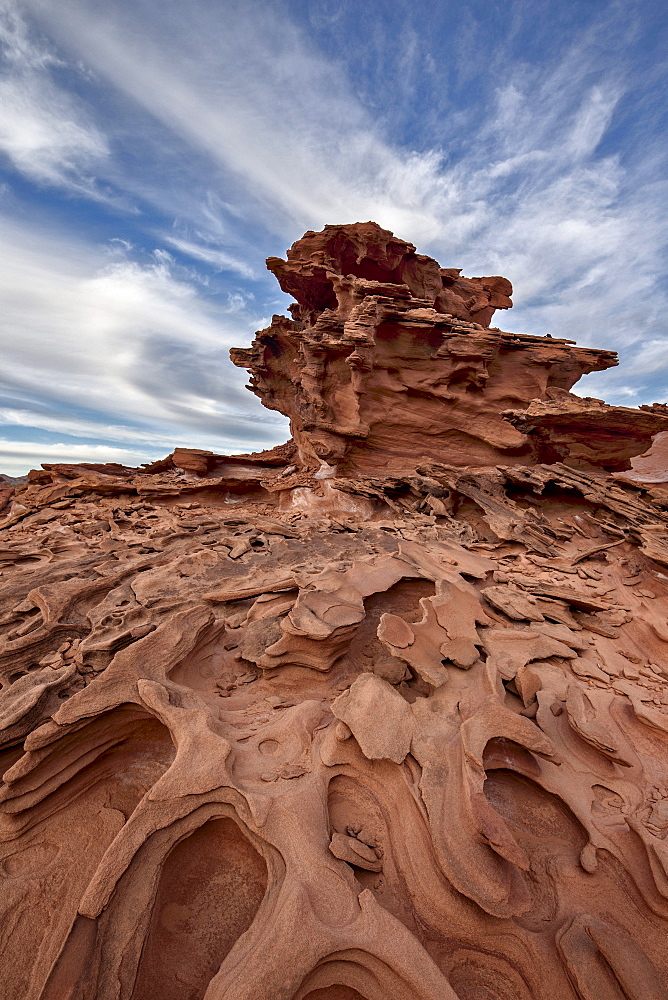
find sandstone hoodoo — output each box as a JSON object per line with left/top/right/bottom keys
{"left": 2, "top": 223, "right": 668, "bottom": 1000}
{"left": 232, "top": 221, "right": 665, "bottom": 473}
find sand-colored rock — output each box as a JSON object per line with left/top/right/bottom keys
{"left": 2, "top": 222, "right": 668, "bottom": 999}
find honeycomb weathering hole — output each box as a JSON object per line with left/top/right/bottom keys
{"left": 302, "top": 989, "right": 367, "bottom": 1000}
{"left": 483, "top": 769, "right": 588, "bottom": 847}
{"left": 132, "top": 817, "right": 268, "bottom": 1000}
{"left": 0, "top": 709, "right": 177, "bottom": 1000}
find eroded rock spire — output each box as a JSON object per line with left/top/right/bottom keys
{"left": 232, "top": 222, "right": 665, "bottom": 472}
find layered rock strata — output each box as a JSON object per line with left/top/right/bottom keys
{"left": 2, "top": 223, "right": 668, "bottom": 1000}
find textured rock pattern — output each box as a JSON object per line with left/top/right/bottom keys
{"left": 2, "top": 223, "right": 668, "bottom": 1000}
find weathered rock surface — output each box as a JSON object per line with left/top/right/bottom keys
{"left": 2, "top": 222, "right": 668, "bottom": 1000}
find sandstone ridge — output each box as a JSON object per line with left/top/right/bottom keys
{"left": 2, "top": 223, "right": 668, "bottom": 1000}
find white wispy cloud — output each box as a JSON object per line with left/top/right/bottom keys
{"left": 24, "top": 0, "right": 459, "bottom": 236}
{"left": 0, "top": 439, "right": 155, "bottom": 478}
{"left": 0, "top": 405, "right": 240, "bottom": 453}
{"left": 162, "top": 235, "right": 255, "bottom": 277}
{"left": 27, "top": 0, "right": 666, "bottom": 314}
{"left": 0, "top": 0, "right": 109, "bottom": 192}
{"left": 0, "top": 214, "right": 289, "bottom": 474}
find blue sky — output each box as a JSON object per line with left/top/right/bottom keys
{"left": 0, "top": 0, "right": 666, "bottom": 476}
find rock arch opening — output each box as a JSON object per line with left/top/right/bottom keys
{"left": 132, "top": 816, "right": 268, "bottom": 1000}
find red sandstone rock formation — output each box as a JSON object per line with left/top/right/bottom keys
{"left": 2, "top": 223, "right": 668, "bottom": 1000}
{"left": 233, "top": 223, "right": 665, "bottom": 473}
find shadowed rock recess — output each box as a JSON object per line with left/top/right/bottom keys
{"left": 2, "top": 222, "right": 668, "bottom": 1000}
